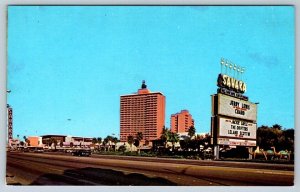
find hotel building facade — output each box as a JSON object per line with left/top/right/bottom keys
{"left": 170, "top": 110, "right": 194, "bottom": 133}
{"left": 120, "top": 81, "right": 165, "bottom": 142}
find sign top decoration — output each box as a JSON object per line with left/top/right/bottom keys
{"left": 220, "top": 58, "right": 245, "bottom": 80}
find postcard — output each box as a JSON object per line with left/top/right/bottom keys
{"left": 6, "top": 5, "right": 294, "bottom": 186}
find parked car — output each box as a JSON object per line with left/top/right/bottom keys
{"left": 66, "top": 149, "right": 73, "bottom": 153}
{"left": 34, "top": 149, "right": 44, "bottom": 153}
{"left": 71, "top": 149, "right": 91, "bottom": 157}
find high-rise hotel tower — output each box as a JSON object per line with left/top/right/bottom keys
{"left": 170, "top": 110, "right": 194, "bottom": 133}
{"left": 120, "top": 81, "right": 165, "bottom": 142}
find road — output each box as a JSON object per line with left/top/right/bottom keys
{"left": 6, "top": 152, "right": 294, "bottom": 186}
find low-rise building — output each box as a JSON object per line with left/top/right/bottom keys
{"left": 41, "top": 134, "right": 93, "bottom": 148}
{"left": 28, "top": 136, "right": 43, "bottom": 147}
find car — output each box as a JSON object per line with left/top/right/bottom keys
{"left": 71, "top": 149, "right": 91, "bottom": 157}
{"left": 22, "top": 148, "right": 29, "bottom": 152}
{"left": 34, "top": 149, "right": 44, "bottom": 153}
{"left": 66, "top": 149, "right": 73, "bottom": 153}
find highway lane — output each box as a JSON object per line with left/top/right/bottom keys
{"left": 91, "top": 154, "right": 294, "bottom": 171}
{"left": 6, "top": 152, "right": 294, "bottom": 186}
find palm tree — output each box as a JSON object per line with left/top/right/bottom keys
{"left": 188, "top": 125, "right": 196, "bottom": 139}
{"left": 23, "top": 136, "right": 30, "bottom": 146}
{"left": 160, "top": 126, "right": 170, "bottom": 149}
{"left": 169, "top": 132, "right": 180, "bottom": 151}
{"left": 272, "top": 124, "right": 282, "bottom": 130}
{"left": 127, "top": 135, "right": 134, "bottom": 152}
{"left": 136, "top": 132, "right": 143, "bottom": 153}
{"left": 44, "top": 138, "right": 50, "bottom": 147}
{"left": 95, "top": 137, "right": 102, "bottom": 151}
{"left": 112, "top": 137, "right": 118, "bottom": 151}
{"left": 49, "top": 138, "right": 57, "bottom": 150}
{"left": 97, "top": 137, "right": 102, "bottom": 144}
{"left": 27, "top": 139, "right": 31, "bottom": 146}
{"left": 92, "top": 137, "right": 97, "bottom": 144}
{"left": 104, "top": 135, "right": 114, "bottom": 151}
{"left": 103, "top": 138, "right": 109, "bottom": 151}
{"left": 136, "top": 132, "right": 143, "bottom": 142}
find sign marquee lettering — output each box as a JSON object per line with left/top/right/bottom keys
{"left": 229, "top": 100, "right": 251, "bottom": 116}
{"left": 218, "top": 87, "right": 248, "bottom": 101}
{"left": 218, "top": 74, "right": 247, "bottom": 93}
{"left": 217, "top": 138, "right": 256, "bottom": 146}
{"left": 219, "top": 117, "right": 257, "bottom": 140}
{"left": 218, "top": 93, "right": 257, "bottom": 121}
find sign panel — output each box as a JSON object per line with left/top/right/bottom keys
{"left": 7, "top": 107, "right": 13, "bottom": 140}
{"left": 218, "top": 117, "right": 257, "bottom": 140}
{"left": 217, "top": 74, "right": 247, "bottom": 93}
{"left": 217, "top": 138, "right": 256, "bottom": 146}
{"left": 218, "top": 93, "right": 257, "bottom": 121}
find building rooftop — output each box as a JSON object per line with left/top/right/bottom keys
{"left": 40, "top": 134, "right": 68, "bottom": 137}
{"left": 120, "top": 91, "right": 164, "bottom": 97}
{"left": 120, "top": 80, "right": 165, "bottom": 97}
{"left": 40, "top": 135, "right": 93, "bottom": 139}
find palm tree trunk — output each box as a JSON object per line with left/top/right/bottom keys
{"left": 172, "top": 142, "right": 175, "bottom": 152}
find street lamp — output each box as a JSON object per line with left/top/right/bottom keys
{"left": 7, "top": 89, "right": 11, "bottom": 108}
{"left": 82, "top": 137, "right": 85, "bottom": 148}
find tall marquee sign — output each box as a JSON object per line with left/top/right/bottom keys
{"left": 211, "top": 58, "right": 258, "bottom": 148}
{"left": 7, "top": 107, "right": 13, "bottom": 141}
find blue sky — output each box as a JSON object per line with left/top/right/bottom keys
{"left": 7, "top": 6, "right": 294, "bottom": 139}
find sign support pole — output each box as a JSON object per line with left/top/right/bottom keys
{"left": 214, "top": 145, "right": 219, "bottom": 160}
{"left": 248, "top": 147, "right": 253, "bottom": 160}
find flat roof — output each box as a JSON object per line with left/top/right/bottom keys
{"left": 120, "top": 91, "right": 165, "bottom": 97}
{"left": 41, "top": 134, "right": 67, "bottom": 137}
{"left": 41, "top": 135, "right": 93, "bottom": 139}
{"left": 72, "top": 136, "right": 93, "bottom": 139}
